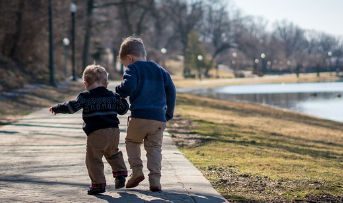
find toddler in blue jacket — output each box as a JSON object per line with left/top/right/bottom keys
{"left": 116, "top": 36, "right": 176, "bottom": 191}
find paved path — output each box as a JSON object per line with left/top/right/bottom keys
{"left": 0, "top": 88, "right": 228, "bottom": 202}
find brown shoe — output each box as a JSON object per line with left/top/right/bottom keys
{"left": 126, "top": 171, "right": 145, "bottom": 188}
{"left": 150, "top": 186, "right": 161, "bottom": 192}
{"left": 149, "top": 177, "right": 161, "bottom": 192}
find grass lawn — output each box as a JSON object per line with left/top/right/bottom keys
{"left": 167, "top": 93, "right": 343, "bottom": 202}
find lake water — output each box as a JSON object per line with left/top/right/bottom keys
{"left": 178, "top": 82, "right": 343, "bottom": 123}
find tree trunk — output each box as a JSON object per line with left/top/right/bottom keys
{"left": 10, "top": 1, "right": 25, "bottom": 59}
{"left": 335, "top": 58, "right": 340, "bottom": 76}
{"left": 296, "top": 65, "right": 300, "bottom": 78}
{"left": 316, "top": 64, "right": 320, "bottom": 77}
{"left": 112, "top": 47, "right": 118, "bottom": 73}
{"left": 253, "top": 58, "right": 257, "bottom": 75}
{"left": 48, "top": 0, "right": 56, "bottom": 86}
{"left": 182, "top": 48, "right": 189, "bottom": 78}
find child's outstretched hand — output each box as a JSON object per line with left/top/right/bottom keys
{"left": 49, "top": 107, "right": 56, "bottom": 115}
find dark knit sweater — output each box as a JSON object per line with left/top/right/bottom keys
{"left": 51, "top": 86, "right": 129, "bottom": 135}
{"left": 115, "top": 61, "right": 176, "bottom": 122}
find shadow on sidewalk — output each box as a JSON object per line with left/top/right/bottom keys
{"left": 0, "top": 176, "right": 88, "bottom": 188}
{"left": 96, "top": 190, "right": 227, "bottom": 203}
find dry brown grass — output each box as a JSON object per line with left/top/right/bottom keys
{"left": 173, "top": 73, "right": 340, "bottom": 88}
{"left": 168, "top": 93, "right": 343, "bottom": 202}
{"left": 0, "top": 81, "right": 84, "bottom": 125}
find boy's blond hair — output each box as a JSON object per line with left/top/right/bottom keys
{"left": 82, "top": 64, "right": 108, "bottom": 86}
{"left": 119, "top": 36, "right": 147, "bottom": 61}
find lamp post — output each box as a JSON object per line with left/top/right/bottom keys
{"left": 261, "top": 53, "right": 266, "bottom": 75}
{"left": 161, "top": 48, "right": 167, "bottom": 68}
{"left": 267, "top": 61, "right": 271, "bottom": 73}
{"left": 328, "top": 51, "right": 332, "bottom": 75}
{"left": 197, "top": 55, "right": 203, "bottom": 81}
{"left": 63, "top": 38, "right": 70, "bottom": 78}
{"left": 48, "top": 0, "right": 56, "bottom": 86}
{"left": 254, "top": 59, "right": 259, "bottom": 75}
{"left": 70, "top": 3, "right": 77, "bottom": 81}
{"left": 106, "top": 48, "right": 112, "bottom": 73}
{"left": 232, "top": 52, "right": 237, "bottom": 77}
{"left": 287, "top": 61, "right": 292, "bottom": 73}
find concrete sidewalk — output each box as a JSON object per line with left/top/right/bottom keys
{"left": 0, "top": 99, "right": 228, "bottom": 202}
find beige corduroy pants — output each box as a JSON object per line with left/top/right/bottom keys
{"left": 125, "top": 117, "right": 166, "bottom": 182}
{"left": 86, "top": 128, "right": 127, "bottom": 184}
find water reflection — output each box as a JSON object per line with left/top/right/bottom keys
{"left": 179, "top": 82, "right": 343, "bottom": 123}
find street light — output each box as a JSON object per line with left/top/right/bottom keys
{"left": 161, "top": 48, "right": 167, "bottom": 54}
{"left": 70, "top": 3, "right": 77, "bottom": 81}
{"left": 261, "top": 53, "right": 266, "bottom": 75}
{"left": 267, "top": 61, "right": 271, "bottom": 73}
{"left": 63, "top": 38, "right": 70, "bottom": 78}
{"left": 328, "top": 51, "right": 333, "bottom": 75}
{"left": 197, "top": 55, "right": 203, "bottom": 81}
{"left": 254, "top": 59, "right": 259, "bottom": 75}
{"left": 106, "top": 48, "right": 112, "bottom": 73}
{"left": 232, "top": 52, "right": 237, "bottom": 77}
{"left": 287, "top": 61, "right": 292, "bottom": 73}
{"left": 161, "top": 48, "right": 167, "bottom": 68}
{"left": 232, "top": 52, "right": 237, "bottom": 58}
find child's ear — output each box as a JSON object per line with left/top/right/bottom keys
{"left": 83, "top": 81, "right": 88, "bottom": 87}
{"left": 104, "top": 82, "right": 109, "bottom": 88}
{"left": 127, "top": 55, "right": 133, "bottom": 62}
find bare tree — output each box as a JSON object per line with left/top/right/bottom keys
{"left": 237, "top": 17, "right": 268, "bottom": 74}
{"left": 165, "top": 0, "right": 204, "bottom": 77}
{"left": 304, "top": 31, "right": 326, "bottom": 76}
{"left": 332, "top": 38, "right": 343, "bottom": 75}
{"left": 274, "top": 20, "right": 305, "bottom": 74}
{"left": 80, "top": 0, "right": 139, "bottom": 70}
{"left": 199, "top": 0, "right": 243, "bottom": 77}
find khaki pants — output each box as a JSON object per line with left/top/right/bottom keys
{"left": 86, "top": 128, "right": 127, "bottom": 184}
{"left": 126, "top": 117, "right": 166, "bottom": 181}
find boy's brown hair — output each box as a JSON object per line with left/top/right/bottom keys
{"left": 119, "top": 36, "right": 147, "bottom": 61}
{"left": 82, "top": 64, "right": 108, "bottom": 86}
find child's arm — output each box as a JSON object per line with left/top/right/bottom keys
{"left": 49, "top": 94, "right": 84, "bottom": 114}
{"left": 164, "top": 72, "right": 176, "bottom": 121}
{"left": 115, "top": 67, "right": 137, "bottom": 98}
{"left": 115, "top": 93, "right": 129, "bottom": 115}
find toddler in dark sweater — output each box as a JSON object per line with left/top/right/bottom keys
{"left": 50, "top": 64, "right": 128, "bottom": 195}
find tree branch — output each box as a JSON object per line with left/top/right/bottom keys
{"left": 93, "top": 1, "right": 138, "bottom": 9}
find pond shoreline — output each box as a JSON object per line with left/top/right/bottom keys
{"left": 177, "top": 81, "right": 343, "bottom": 123}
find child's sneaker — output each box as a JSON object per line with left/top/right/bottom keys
{"left": 87, "top": 186, "right": 105, "bottom": 195}
{"left": 115, "top": 175, "right": 126, "bottom": 189}
{"left": 126, "top": 171, "right": 145, "bottom": 188}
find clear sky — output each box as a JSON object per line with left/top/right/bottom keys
{"left": 232, "top": 0, "right": 343, "bottom": 37}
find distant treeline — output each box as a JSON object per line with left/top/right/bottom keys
{"left": 0, "top": 0, "right": 342, "bottom": 90}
